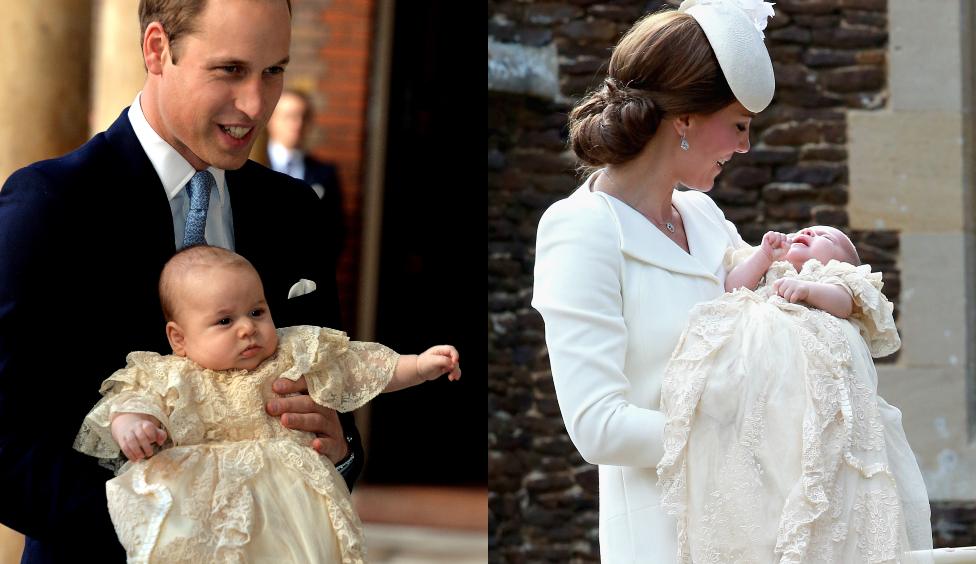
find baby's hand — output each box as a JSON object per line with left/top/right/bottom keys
{"left": 416, "top": 345, "right": 462, "bottom": 383}
{"left": 111, "top": 413, "right": 167, "bottom": 462}
{"left": 774, "top": 278, "right": 810, "bottom": 303}
{"left": 760, "top": 231, "right": 790, "bottom": 262}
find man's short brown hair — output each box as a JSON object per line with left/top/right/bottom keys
{"left": 138, "top": 0, "right": 292, "bottom": 63}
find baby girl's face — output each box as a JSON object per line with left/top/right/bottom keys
{"left": 171, "top": 264, "right": 278, "bottom": 371}
{"left": 785, "top": 225, "right": 853, "bottom": 271}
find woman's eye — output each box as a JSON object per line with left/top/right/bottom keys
{"left": 736, "top": 123, "right": 747, "bottom": 132}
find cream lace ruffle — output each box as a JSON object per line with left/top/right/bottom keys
{"left": 73, "top": 325, "right": 398, "bottom": 563}
{"left": 658, "top": 260, "right": 929, "bottom": 563}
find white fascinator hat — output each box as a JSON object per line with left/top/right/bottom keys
{"left": 678, "top": 0, "right": 776, "bottom": 113}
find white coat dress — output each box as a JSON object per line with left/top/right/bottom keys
{"left": 532, "top": 170, "right": 748, "bottom": 563}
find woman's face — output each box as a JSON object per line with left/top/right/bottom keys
{"left": 676, "top": 101, "right": 754, "bottom": 191}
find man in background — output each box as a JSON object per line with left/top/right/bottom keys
{"left": 267, "top": 89, "right": 346, "bottom": 264}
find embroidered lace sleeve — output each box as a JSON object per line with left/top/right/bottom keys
{"left": 722, "top": 245, "right": 758, "bottom": 273}
{"left": 72, "top": 351, "right": 173, "bottom": 460}
{"left": 277, "top": 326, "right": 397, "bottom": 412}
{"left": 812, "top": 259, "right": 901, "bottom": 357}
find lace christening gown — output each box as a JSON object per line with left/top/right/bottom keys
{"left": 74, "top": 325, "right": 397, "bottom": 564}
{"left": 657, "top": 257, "right": 933, "bottom": 564}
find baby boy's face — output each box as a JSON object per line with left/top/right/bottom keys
{"left": 172, "top": 264, "right": 278, "bottom": 371}
{"left": 785, "top": 225, "right": 853, "bottom": 270}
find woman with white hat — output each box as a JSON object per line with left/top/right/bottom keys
{"left": 531, "top": 1, "right": 784, "bottom": 561}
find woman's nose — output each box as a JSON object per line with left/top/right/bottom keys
{"left": 735, "top": 135, "right": 751, "bottom": 154}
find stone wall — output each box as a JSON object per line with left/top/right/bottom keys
{"left": 485, "top": 0, "right": 974, "bottom": 561}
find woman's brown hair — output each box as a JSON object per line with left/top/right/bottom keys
{"left": 568, "top": 10, "right": 735, "bottom": 167}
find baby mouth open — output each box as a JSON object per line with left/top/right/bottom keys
{"left": 220, "top": 125, "right": 252, "bottom": 139}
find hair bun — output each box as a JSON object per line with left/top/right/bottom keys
{"left": 568, "top": 77, "right": 662, "bottom": 166}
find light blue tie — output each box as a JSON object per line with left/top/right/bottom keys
{"left": 182, "top": 170, "right": 215, "bottom": 248}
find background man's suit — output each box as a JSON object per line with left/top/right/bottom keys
{"left": 270, "top": 151, "right": 345, "bottom": 264}
{"left": 0, "top": 109, "right": 360, "bottom": 562}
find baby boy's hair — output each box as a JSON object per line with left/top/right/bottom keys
{"left": 159, "top": 245, "right": 257, "bottom": 322}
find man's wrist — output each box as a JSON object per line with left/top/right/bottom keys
{"left": 334, "top": 432, "right": 355, "bottom": 474}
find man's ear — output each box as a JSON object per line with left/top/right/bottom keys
{"left": 143, "top": 22, "right": 171, "bottom": 75}
{"left": 166, "top": 321, "right": 187, "bottom": 356}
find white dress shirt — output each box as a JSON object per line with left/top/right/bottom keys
{"left": 268, "top": 141, "right": 306, "bottom": 181}
{"left": 127, "top": 92, "right": 235, "bottom": 251}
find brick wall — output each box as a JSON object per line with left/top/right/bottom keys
{"left": 288, "top": 0, "right": 375, "bottom": 334}
{"left": 487, "top": 0, "right": 970, "bottom": 561}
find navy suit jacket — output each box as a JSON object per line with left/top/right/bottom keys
{"left": 0, "top": 110, "right": 361, "bottom": 562}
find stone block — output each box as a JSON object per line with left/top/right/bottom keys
{"left": 557, "top": 19, "right": 619, "bottom": 43}
{"left": 587, "top": 3, "right": 644, "bottom": 22}
{"left": 525, "top": 3, "right": 584, "bottom": 25}
{"left": 822, "top": 65, "right": 885, "bottom": 93}
{"left": 763, "top": 182, "right": 817, "bottom": 202}
{"left": 776, "top": 0, "right": 843, "bottom": 14}
{"left": 723, "top": 165, "right": 772, "bottom": 189}
{"left": 768, "top": 25, "right": 812, "bottom": 44}
{"left": 811, "top": 204, "right": 848, "bottom": 225}
{"left": 799, "top": 143, "right": 847, "bottom": 161}
{"left": 773, "top": 63, "right": 817, "bottom": 89}
{"left": 803, "top": 48, "right": 858, "bottom": 68}
{"left": 811, "top": 26, "right": 887, "bottom": 48}
{"left": 775, "top": 163, "right": 846, "bottom": 185}
{"left": 766, "top": 201, "right": 813, "bottom": 220}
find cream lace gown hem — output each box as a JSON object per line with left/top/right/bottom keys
{"left": 657, "top": 258, "right": 932, "bottom": 564}
{"left": 73, "top": 325, "right": 398, "bottom": 564}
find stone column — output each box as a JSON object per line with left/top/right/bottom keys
{"left": 0, "top": 1, "right": 93, "bottom": 184}
{"left": 0, "top": 3, "right": 92, "bottom": 559}
{"left": 90, "top": 0, "right": 145, "bottom": 135}
{"left": 848, "top": 0, "right": 976, "bottom": 500}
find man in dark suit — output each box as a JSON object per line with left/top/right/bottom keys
{"left": 267, "top": 89, "right": 346, "bottom": 264}
{"left": 0, "top": 0, "right": 361, "bottom": 561}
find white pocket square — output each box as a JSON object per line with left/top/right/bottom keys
{"left": 287, "top": 279, "right": 317, "bottom": 299}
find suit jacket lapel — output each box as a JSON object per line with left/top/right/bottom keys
{"left": 103, "top": 108, "right": 176, "bottom": 257}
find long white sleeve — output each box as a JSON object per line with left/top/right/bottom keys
{"left": 532, "top": 195, "right": 666, "bottom": 468}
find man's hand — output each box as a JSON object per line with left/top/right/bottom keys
{"left": 110, "top": 413, "right": 167, "bottom": 461}
{"left": 267, "top": 376, "right": 348, "bottom": 463}
{"left": 774, "top": 277, "right": 810, "bottom": 303}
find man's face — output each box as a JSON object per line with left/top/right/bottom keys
{"left": 267, "top": 91, "right": 308, "bottom": 150}
{"left": 154, "top": 0, "right": 291, "bottom": 170}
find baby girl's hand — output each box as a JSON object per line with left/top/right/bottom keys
{"left": 774, "top": 278, "right": 810, "bottom": 303}
{"left": 760, "top": 231, "right": 790, "bottom": 262}
{"left": 111, "top": 413, "right": 167, "bottom": 462}
{"left": 416, "top": 345, "right": 462, "bottom": 383}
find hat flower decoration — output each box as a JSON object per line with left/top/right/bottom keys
{"left": 679, "top": 0, "right": 776, "bottom": 38}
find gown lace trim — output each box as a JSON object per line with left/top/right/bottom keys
{"left": 658, "top": 258, "right": 927, "bottom": 563}
{"left": 73, "top": 325, "right": 396, "bottom": 563}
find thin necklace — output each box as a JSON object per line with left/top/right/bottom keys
{"left": 602, "top": 169, "right": 677, "bottom": 233}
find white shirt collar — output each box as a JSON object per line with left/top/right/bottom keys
{"left": 268, "top": 141, "right": 303, "bottom": 173}
{"left": 127, "top": 92, "right": 227, "bottom": 203}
